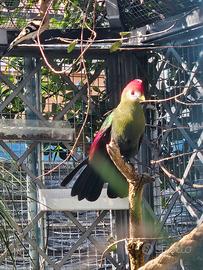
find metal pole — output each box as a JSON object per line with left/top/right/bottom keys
{"left": 35, "top": 57, "right": 47, "bottom": 270}
{"left": 24, "top": 57, "right": 40, "bottom": 270}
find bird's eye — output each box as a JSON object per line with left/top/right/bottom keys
{"left": 130, "top": 90, "right": 140, "bottom": 99}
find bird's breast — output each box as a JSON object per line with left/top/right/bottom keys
{"left": 111, "top": 103, "right": 145, "bottom": 158}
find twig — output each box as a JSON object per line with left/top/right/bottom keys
{"left": 160, "top": 164, "right": 203, "bottom": 189}
{"left": 146, "top": 124, "right": 203, "bottom": 131}
{"left": 141, "top": 87, "right": 193, "bottom": 103}
{"left": 36, "top": 1, "right": 97, "bottom": 75}
{"left": 151, "top": 149, "right": 203, "bottom": 164}
{"left": 175, "top": 97, "right": 203, "bottom": 106}
{"left": 35, "top": 0, "right": 97, "bottom": 180}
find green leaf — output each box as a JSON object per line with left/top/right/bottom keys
{"left": 50, "top": 18, "right": 61, "bottom": 28}
{"left": 67, "top": 40, "right": 77, "bottom": 53}
{"left": 110, "top": 41, "right": 122, "bottom": 53}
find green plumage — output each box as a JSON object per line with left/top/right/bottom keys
{"left": 61, "top": 79, "right": 146, "bottom": 201}
{"left": 111, "top": 99, "right": 145, "bottom": 159}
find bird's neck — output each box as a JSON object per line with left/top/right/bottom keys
{"left": 119, "top": 100, "right": 142, "bottom": 111}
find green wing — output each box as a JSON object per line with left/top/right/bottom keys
{"left": 100, "top": 110, "right": 114, "bottom": 132}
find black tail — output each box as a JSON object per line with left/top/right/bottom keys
{"left": 61, "top": 159, "right": 88, "bottom": 187}
{"left": 61, "top": 158, "right": 128, "bottom": 201}
{"left": 71, "top": 165, "right": 104, "bottom": 201}
{"left": 61, "top": 159, "right": 104, "bottom": 201}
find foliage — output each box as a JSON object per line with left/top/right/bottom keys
{"left": 0, "top": 57, "right": 24, "bottom": 118}
{"left": 0, "top": 0, "right": 108, "bottom": 29}
{"left": 41, "top": 58, "right": 107, "bottom": 160}
{"left": 0, "top": 163, "right": 28, "bottom": 267}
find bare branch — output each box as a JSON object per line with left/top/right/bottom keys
{"left": 175, "top": 98, "right": 203, "bottom": 106}
{"left": 138, "top": 222, "right": 203, "bottom": 270}
{"left": 160, "top": 164, "right": 203, "bottom": 189}
{"left": 151, "top": 149, "right": 203, "bottom": 164}
{"left": 35, "top": 0, "right": 98, "bottom": 180}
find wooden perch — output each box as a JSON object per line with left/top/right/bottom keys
{"left": 138, "top": 222, "right": 203, "bottom": 270}
{"left": 107, "top": 140, "right": 153, "bottom": 270}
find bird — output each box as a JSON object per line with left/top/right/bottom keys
{"left": 3, "top": 0, "right": 50, "bottom": 55}
{"left": 61, "top": 79, "right": 146, "bottom": 201}
{"left": 4, "top": 14, "right": 49, "bottom": 54}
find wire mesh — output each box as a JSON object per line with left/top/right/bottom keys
{"left": 45, "top": 211, "right": 116, "bottom": 269}
{"left": 0, "top": 54, "right": 119, "bottom": 269}
{"left": 39, "top": 59, "right": 116, "bottom": 269}
{"left": 0, "top": 29, "right": 203, "bottom": 270}
{"left": 0, "top": 161, "right": 31, "bottom": 269}
{"left": 0, "top": 0, "right": 108, "bottom": 29}
{"left": 146, "top": 44, "right": 203, "bottom": 262}
{"left": 117, "top": 0, "right": 202, "bottom": 29}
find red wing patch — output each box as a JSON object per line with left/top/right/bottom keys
{"left": 89, "top": 128, "right": 111, "bottom": 160}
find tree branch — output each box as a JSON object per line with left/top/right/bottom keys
{"left": 106, "top": 140, "right": 153, "bottom": 270}
{"left": 138, "top": 222, "right": 203, "bottom": 270}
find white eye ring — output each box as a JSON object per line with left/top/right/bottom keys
{"left": 130, "top": 92, "right": 140, "bottom": 98}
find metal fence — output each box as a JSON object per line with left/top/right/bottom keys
{"left": 0, "top": 41, "right": 202, "bottom": 270}
{"left": 145, "top": 45, "right": 203, "bottom": 266}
